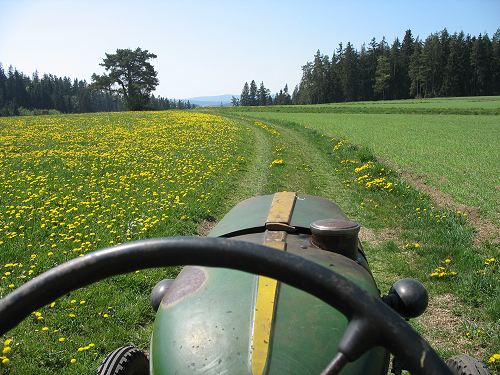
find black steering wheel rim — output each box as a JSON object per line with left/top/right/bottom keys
{"left": 0, "top": 237, "right": 451, "bottom": 374}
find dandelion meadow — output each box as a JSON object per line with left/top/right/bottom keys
{"left": 0, "top": 111, "right": 249, "bottom": 373}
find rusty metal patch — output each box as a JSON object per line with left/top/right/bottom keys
{"left": 161, "top": 266, "right": 207, "bottom": 307}
{"left": 265, "top": 192, "right": 297, "bottom": 228}
{"left": 264, "top": 230, "right": 287, "bottom": 250}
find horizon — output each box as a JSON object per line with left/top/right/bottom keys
{"left": 1, "top": 0, "right": 499, "bottom": 98}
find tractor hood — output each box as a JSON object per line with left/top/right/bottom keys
{"left": 150, "top": 193, "right": 387, "bottom": 374}
{"left": 209, "top": 193, "right": 349, "bottom": 237}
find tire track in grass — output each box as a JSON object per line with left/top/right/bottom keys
{"left": 217, "top": 113, "right": 350, "bottom": 202}
{"left": 231, "top": 117, "right": 273, "bottom": 198}
{"left": 196, "top": 115, "right": 273, "bottom": 235}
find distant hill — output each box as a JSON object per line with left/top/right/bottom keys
{"left": 187, "top": 94, "right": 239, "bottom": 107}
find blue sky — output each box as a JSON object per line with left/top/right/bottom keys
{"left": 0, "top": 0, "right": 499, "bottom": 98}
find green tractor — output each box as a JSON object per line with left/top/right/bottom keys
{"left": 0, "top": 193, "right": 490, "bottom": 374}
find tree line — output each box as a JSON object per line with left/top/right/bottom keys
{"left": 0, "top": 63, "right": 192, "bottom": 116}
{"left": 236, "top": 28, "right": 500, "bottom": 106}
{"left": 234, "top": 80, "right": 291, "bottom": 106}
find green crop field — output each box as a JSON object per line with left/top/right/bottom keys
{"left": 233, "top": 112, "right": 500, "bottom": 224}
{"left": 228, "top": 98, "right": 500, "bottom": 226}
{"left": 0, "top": 103, "right": 498, "bottom": 373}
{"left": 232, "top": 96, "right": 500, "bottom": 115}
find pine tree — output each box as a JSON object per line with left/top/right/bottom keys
{"left": 0, "top": 64, "right": 6, "bottom": 111}
{"left": 389, "top": 38, "right": 403, "bottom": 99}
{"left": 442, "top": 32, "right": 466, "bottom": 96}
{"left": 421, "top": 33, "right": 442, "bottom": 96}
{"left": 257, "top": 81, "right": 268, "bottom": 105}
{"left": 359, "top": 44, "right": 371, "bottom": 100}
{"left": 291, "top": 85, "right": 299, "bottom": 104}
{"left": 438, "top": 29, "right": 451, "bottom": 95}
{"left": 374, "top": 55, "right": 391, "bottom": 99}
{"left": 409, "top": 39, "right": 425, "bottom": 98}
{"left": 298, "top": 62, "right": 313, "bottom": 104}
{"left": 365, "top": 38, "right": 379, "bottom": 100}
{"left": 91, "top": 48, "right": 159, "bottom": 110}
{"left": 340, "top": 42, "right": 359, "bottom": 101}
{"left": 240, "top": 82, "right": 250, "bottom": 106}
{"left": 231, "top": 96, "right": 240, "bottom": 106}
{"left": 329, "top": 52, "right": 343, "bottom": 101}
{"left": 249, "top": 80, "right": 258, "bottom": 106}
{"left": 311, "top": 50, "right": 327, "bottom": 103}
{"left": 283, "top": 84, "right": 292, "bottom": 105}
{"left": 492, "top": 28, "right": 500, "bottom": 94}
{"left": 470, "top": 34, "right": 493, "bottom": 95}
{"left": 400, "top": 30, "right": 415, "bottom": 98}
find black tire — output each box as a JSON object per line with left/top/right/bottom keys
{"left": 97, "top": 345, "right": 149, "bottom": 375}
{"left": 446, "top": 355, "right": 490, "bottom": 375}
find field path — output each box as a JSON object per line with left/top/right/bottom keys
{"left": 216, "top": 113, "right": 352, "bottom": 206}
{"left": 230, "top": 117, "right": 273, "bottom": 198}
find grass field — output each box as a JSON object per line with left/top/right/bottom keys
{"left": 232, "top": 111, "right": 500, "bottom": 224}
{"left": 0, "top": 101, "right": 499, "bottom": 373}
{"left": 232, "top": 96, "right": 500, "bottom": 115}
{"left": 0, "top": 111, "right": 252, "bottom": 373}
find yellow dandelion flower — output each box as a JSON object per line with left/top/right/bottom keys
{"left": 270, "top": 159, "right": 284, "bottom": 166}
{"left": 488, "top": 353, "right": 500, "bottom": 363}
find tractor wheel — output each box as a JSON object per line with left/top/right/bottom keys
{"left": 445, "top": 355, "right": 490, "bottom": 375}
{"left": 97, "top": 345, "right": 149, "bottom": 375}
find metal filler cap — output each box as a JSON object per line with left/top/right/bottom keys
{"left": 310, "top": 219, "right": 361, "bottom": 259}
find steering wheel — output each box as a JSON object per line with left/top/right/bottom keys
{"left": 0, "top": 237, "right": 452, "bottom": 375}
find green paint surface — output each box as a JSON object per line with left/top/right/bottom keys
{"left": 152, "top": 267, "right": 256, "bottom": 374}
{"left": 209, "top": 193, "right": 350, "bottom": 237}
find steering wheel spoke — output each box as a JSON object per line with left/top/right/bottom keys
{"left": 321, "top": 317, "right": 380, "bottom": 375}
{"left": 320, "top": 352, "right": 349, "bottom": 375}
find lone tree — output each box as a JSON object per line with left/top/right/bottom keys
{"left": 91, "top": 48, "right": 159, "bottom": 110}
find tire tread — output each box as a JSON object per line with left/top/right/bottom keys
{"left": 97, "top": 345, "right": 149, "bottom": 375}
{"left": 445, "top": 355, "right": 490, "bottom": 375}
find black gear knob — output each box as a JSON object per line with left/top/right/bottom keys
{"left": 150, "top": 278, "right": 174, "bottom": 312}
{"left": 383, "top": 278, "right": 428, "bottom": 319}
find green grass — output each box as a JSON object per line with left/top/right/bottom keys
{"left": 0, "top": 111, "right": 254, "bottom": 373}
{"left": 228, "top": 96, "right": 500, "bottom": 115}
{"left": 230, "top": 111, "right": 500, "bottom": 224}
